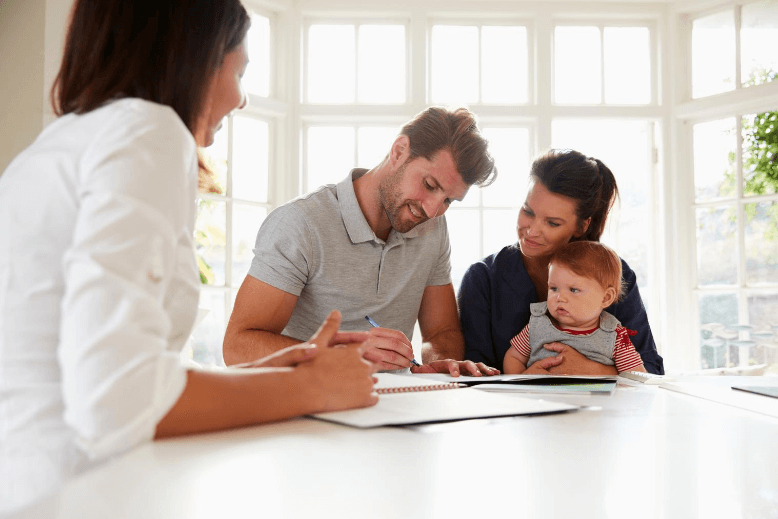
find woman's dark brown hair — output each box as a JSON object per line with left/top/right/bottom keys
{"left": 529, "top": 148, "right": 619, "bottom": 242}
{"left": 51, "top": 0, "right": 250, "bottom": 135}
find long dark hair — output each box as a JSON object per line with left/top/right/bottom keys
{"left": 529, "top": 148, "right": 619, "bottom": 241}
{"left": 51, "top": 0, "right": 250, "bottom": 135}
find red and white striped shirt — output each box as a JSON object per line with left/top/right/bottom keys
{"left": 510, "top": 322, "right": 644, "bottom": 373}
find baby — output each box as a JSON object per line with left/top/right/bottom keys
{"left": 504, "top": 241, "right": 646, "bottom": 374}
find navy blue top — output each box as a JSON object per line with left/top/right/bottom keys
{"left": 457, "top": 245, "right": 665, "bottom": 374}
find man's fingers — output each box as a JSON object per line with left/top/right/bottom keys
{"left": 476, "top": 362, "right": 500, "bottom": 375}
{"left": 309, "top": 310, "right": 342, "bottom": 347}
{"left": 458, "top": 360, "right": 483, "bottom": 376}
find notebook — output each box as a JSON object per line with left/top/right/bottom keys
{"left": 415, "top": 373, "right": 618, "bottom": 394}
{"left": 310, "top": 373, "right": 580, "bottom": 428}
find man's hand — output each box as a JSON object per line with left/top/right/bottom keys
{"left": 358, "top": 327, "right": 417, "bottom": 371}
{"left": 411, "top": 360, "right": 500, "bottom": 377}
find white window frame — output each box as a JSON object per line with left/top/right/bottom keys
{"left": 671, "top": 0, "right": 778, "bottom": 370}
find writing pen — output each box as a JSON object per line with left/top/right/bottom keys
{"left": 364, "top": 315, "right": 421, "bottom": 367}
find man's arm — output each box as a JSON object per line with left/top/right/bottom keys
{"left": 222, "top": 276, "right": 301, "bottom": 365}
{"left": 418, "top": 283, "right": 464, "bottom": 363}
{"left": 416, "top": 284, "right": 499, "bottom": 376}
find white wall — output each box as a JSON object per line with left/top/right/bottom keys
{"left": 0, "top": 0, "right": 46, "bottom": 172}
{"left": 0, "top": 0, "right": 74, "bottom": 173}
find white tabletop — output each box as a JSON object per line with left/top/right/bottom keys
{"left": 14, "top": 376, "right": 778, "bottom": 519}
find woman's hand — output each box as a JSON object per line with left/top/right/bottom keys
{"left": 295, "top": 311, "right": 379, "bottom": 412}
{"left": 411, "top": 360, "right": 500, "bottom": 377}
{"left": 538, "top": 342, "right": 618, "bottom": 375}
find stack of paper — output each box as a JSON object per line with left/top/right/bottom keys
{"left": 310, "top": 373, "right": 579, "bottom": 428}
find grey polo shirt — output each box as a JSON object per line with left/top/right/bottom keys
{"left": 248, "top": 169, "right": 452, "bottom": 342}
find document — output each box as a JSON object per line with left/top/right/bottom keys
{"left": 415, "top": 373, "right": 618, "bottom": 394}
{"left": 310, "top": 373, "right": 579, "bottom": 428}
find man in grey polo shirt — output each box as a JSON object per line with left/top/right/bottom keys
{"left": 223, "top": 107, "right": 499, "bottom": 376}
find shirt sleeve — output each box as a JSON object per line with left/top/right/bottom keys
{"left": 510, "top": 325, "right": 531, "bottom": 358}
{"left": 607, "top": 259, "right": 665, "bottom": 374}
{"left": 58, "top": 104, "right": 194, "bottom": 461}
{"left": 613, "top": 327, "right": 645, "bottom": 373}
{"left": 246, "top": 203, "right": 313, "bottom": 296}
{"left": 425, "top": 215, "right": 453, "bottom": 286}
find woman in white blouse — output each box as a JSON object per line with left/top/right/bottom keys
{"left": 0, "top": 0, "right": 377, "bottom": 512}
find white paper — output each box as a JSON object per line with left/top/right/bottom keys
{"left": 310, "top": 373, "right": 579, "bottom": 428}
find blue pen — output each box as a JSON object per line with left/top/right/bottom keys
{"left": 364, "top": 315, "right": 421, "bottom": 367}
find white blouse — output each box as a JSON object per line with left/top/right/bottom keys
{"left": 0, "top": 99, "right": 200, "bottom": 513}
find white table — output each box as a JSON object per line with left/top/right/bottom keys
{"left": 14, "top": 377, "right": 778, "bottom": 519}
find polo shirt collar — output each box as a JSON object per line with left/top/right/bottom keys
{"left": 337, "top": 168, "right": 423, "bottom": 245}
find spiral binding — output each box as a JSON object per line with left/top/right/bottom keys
{"left": 376, "top": 382, "right": 463, "bottom": 394}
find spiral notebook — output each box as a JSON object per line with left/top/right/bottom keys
{"left": 310, "top": 373, "right": 579, "bottom": 428}
{"left": 374, "top": 373, "right": 464, "bottom": 394}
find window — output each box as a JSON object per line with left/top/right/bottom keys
{"left": 554, "top": 24, "right": 652, "bottom": 105}
{"left": 304, "top": 23, "right": 407, "bottom": 104}
{"left": 692, "top": 1, "right": 778, "bottom": 98}
{"left": 684, "top": 0, "right": 778, "bottom": 372}
{"left": 188, "top": 11, "right": 276, "bottom": 366}
{"left": 692, "top": 113, "right": 778, "bottom": 370}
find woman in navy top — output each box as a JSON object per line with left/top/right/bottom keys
{"left": 458, "top": 149, "right": 665, "bottom": 374}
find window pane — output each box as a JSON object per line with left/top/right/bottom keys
{"left": 306, "top": 126, "right": 354, "bottom": 191}
{"left": 604, "top": 27, "right": 650, "bottom": 104}
{"left": 741, "top": 0, "right": 778, "bottom": 87}
{"left": 195, "top": 200, "right": 226, "bottom": 286}
{"left": 745, "top": 201, "right": 778, "bottom": 285}
{"left": 445, "top": 209, "right": 481, "bottom": 289}
{"left": 483, "top": 209, "right": 518, "bottom": 257}
{"left": 698, "top": 292, "right": 738, "bottom": 369}
{"left": 747, "top": 291, "right": 778, "bottom": 372}
{"left": 480, "top": 127, "right": 530, "bottom": 207}
{"left": 481, "top": 26, "right": 528, "bottom": 104}
{"left": 200, "top": 122, "right": 228, "bottom": 194}
{"left": 189, "top": 291, "right": 226, "bottom": 366}
{"left": 244, "top": 13, "right": 270, "bottom": 97}
{"left": 358, "top": 25, "right": 405, "bottom": 103}
{"left": 357, "top": 126, "right": 398, "bottom": 168}
{"left": 551, "top": 119, "right": 652, "bottom": 290}
{"left": 742, "top": 112, "right": 778, "bottom": 197}
{"left": 692, "top": 10, "right": 735, "bottom": 98}
{"left": 554, "top": 26, "right": 601, "bottom": 104}
{"left": 232, "top": 116, "right": 268, "bottom": 202}
{"left": 232, "top": 203, "right": 267, "bottom": 286}
{"left": 696, "top": 205, "right": 738, "bottom": 286}
{"left": 431, "top": 25, "right": 478, "bottom": 104}
{"left": 693, "top": 118, "right": 736, "bottom": 202}
{"left": 307, "top": 25, "right": 355, "bottom": 103}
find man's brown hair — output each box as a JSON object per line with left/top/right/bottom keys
{"left": 400, "top": 107, "right": 497, "bottom": 187}
{"left": 550, "top": 241, "right": 626, "bottom": 301}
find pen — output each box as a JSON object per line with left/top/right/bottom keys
{"left": 364, "top": 315, "right": 421, "bottom": 367}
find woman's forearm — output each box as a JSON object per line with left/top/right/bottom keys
{"left": 154, "top": 368, "right": 316, "bottom": 439}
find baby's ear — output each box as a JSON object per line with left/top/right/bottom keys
{"left": 602, "top": 287, "right": 617, "bottom": 308}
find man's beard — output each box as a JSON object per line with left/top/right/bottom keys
{"left": 378, "top": 162, "right": 428, "bottom": 234}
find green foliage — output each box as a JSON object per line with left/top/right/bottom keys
{"left": 718, "top": 69, "right": 778, "bottom": 242}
